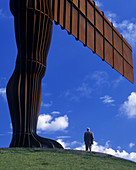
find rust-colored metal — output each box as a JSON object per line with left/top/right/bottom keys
{"left": 7, "top": 0, "right": 134, "bottom": 148}
{"left": 7, "top": 0, "right": 63, "bottom": 148}
{"left": 52, "top": 0, "right": 134, "bottom": 83}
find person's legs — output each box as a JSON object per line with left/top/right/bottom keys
{"left": 86, "top": 144, "right": 88, "bottom": 151}
{"left": 89, "top": 144, "right": 92, "bottom": 152}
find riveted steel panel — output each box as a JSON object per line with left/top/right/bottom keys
{"left": 114, "top": 50, "right": 124, "bottom": 75}
{"left": 60, "top": 0, "right": 64, "bottom": 27}
{"left": 87, "top": 21, "right": 94, "bottom": 51}
{"left": 105, "top": 40, "right": 113, "bottom": 67}
{"left": 104, "top": 17, "right": 112, "bottom": 44}
{"left": 124, "top": 61, "right": 134, "bottom": 84}
{"left": 87, "top": 1, "right": 94, "bottom": 24}
{"left": 65, "top": 0, "right": 71, "bottom": 32}
{"left": 80, "top": 0, "right": 86, "bottom": 15}
{"left": 73, "top": 0, "right": 78, "bottom": 7}
{"left": 123, "top": 42, "right": 133, "bottom": 66}
{"left": 79, "top": 15, "right": 86, "bottom": 44}
{"left": 72, "top": 7, "right": 78, "bottom": 38}
{"left": 96, "top": 31, "right": 103, "bottom": 59}
{"left": 113, "top": 30, "right": 123, "bottom": 55}
{"left": 53, "top": 0, "right": 58, "bottom": 22}
{"left": 95, "top": 9, "right": 103, "bottom": 35}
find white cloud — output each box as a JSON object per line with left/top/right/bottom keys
{"left": 129, "top": 143, "right": 135, "bottom": 149}
{"left": 106, "top": 12, "right": 136, "bottom": 47}
{"left": 57, "top": 138, "right": 82, "bottom": 149}
{"left": 64, "top": 82, "right": 92, "bottom": 102}
{"left": 41, "top": 101, "right": 53, "bottom": 108}
{"left": 116, "top": 21, "right": 136, "bottom": 47}
{"left": 37, "top": 114, "right": 69, "bottom": 132}
{"left": 57, "top": 139, "right": 70, "bottom": 149}
{"left": 92, "top": 71, "right": 110, "bottom": 87}
{"left": 51, "top": 111, "right": 61, "bottom": 115}
{"left": 106, "top": 12, "right": 117, "bottom": 25}
{"left": 76, "top": 83, "right": 92, "bottom": 98}
{"left": 91, "top": 1, "right": 136, "bottom": 51}
{"left": 120, "top": 92, "right": 136, "bottom": 119}
{"left": 95, "top": 1, "right": 103, "bottom": 7}
{"left": 56, "top": 139, "right": 136, "bottom": 162}
{"left": 105, "top": 140, "right": 110, "bottom": 148}
{"left": 100, "top": 95, "right": 115, "bottom": 105}
{"left": 74, "top": 141, "right": 136, "bottom": 162}
{"left": 0, "top": 88, "right": 6, "bottom": 100}
{"left": 75, "top": 144, "right": 85, "bottom": 151}
{"left": 117, "top": 146, "right": 121, "bottom": 150}
{"left": 57, "top": 136, "right": 71, "bottom": 139}
{"left": 112, "top": 76, "right": 124, "bottom": 88}
{"left": 64, "top": 89, "right": 80, "bottom": 102}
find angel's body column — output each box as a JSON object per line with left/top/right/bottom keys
{"left": 7, "top": 0, "right": 63, "bottom": 148}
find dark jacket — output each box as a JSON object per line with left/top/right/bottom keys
{"left": 84, "top": 131, "right": 94, "bottom": 144}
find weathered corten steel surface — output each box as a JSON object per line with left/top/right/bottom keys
{"left": 7, "top": 0, "right": 134, "bottom": 148}
{"left": 52, "top": 0, "right": 134, "bottom": 83}
{"left": 7, "top": 0, "right": 63, "bottom": 148}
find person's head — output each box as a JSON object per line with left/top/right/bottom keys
{"left": 87, "top": 128, "right": 90, "bottom": 132}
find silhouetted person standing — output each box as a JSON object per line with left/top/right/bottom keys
{"left": 84, "top": 128, "right": 94, "bottom": 151}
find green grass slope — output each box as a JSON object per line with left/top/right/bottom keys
{"left": 0, "top": 148, "right": 136, "bottom": 170}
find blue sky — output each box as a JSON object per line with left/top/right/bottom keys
{"left": 0, "top": 0, "right": 136, "bottom": 162}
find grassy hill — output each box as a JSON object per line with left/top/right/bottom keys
{"left": 0, "top": 148, "right": 136, "bottom": 169}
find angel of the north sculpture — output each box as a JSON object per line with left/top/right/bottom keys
{"left": 7, "top": 0, "right": 134, "bottom": 148}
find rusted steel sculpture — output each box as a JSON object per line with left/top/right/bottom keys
{"left": 52, "top": 0, "right": 134, "bottom": 83}
{"left": 7, "top": 0, "right": 63, "bottom": 148}
{"left": 7, "top": 0, "right": 134, "bottom": 148}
